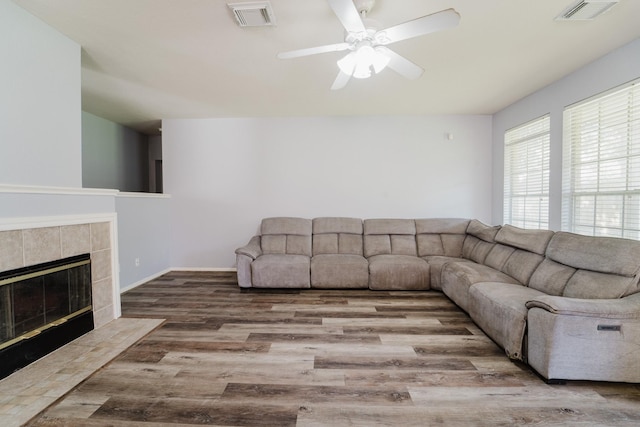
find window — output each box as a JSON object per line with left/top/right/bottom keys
{"left": 562, "top": 80, "right": 640, "bottom": 238}
{"left": 503, "top": 115, "right": 550, "bottom": 229}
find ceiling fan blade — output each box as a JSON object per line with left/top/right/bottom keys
{"left": 277, "top": 42, "right": 351, "bottom": 59}
{"left": 378, "top": 47, "right": 424, "bottom": 80}
{"left": 379, "top": 8, "right": 460, "bottom": 45}
{"left": 327, "top": 0, "right": 366, "bottom": 34}
{"left": 331, "top": 70, "right": 352, "bottom": 90}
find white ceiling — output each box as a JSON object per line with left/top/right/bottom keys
{"left": 14, "top": 0, "right": 640, "bottom": 134}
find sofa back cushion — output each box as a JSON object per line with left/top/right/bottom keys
{"left": 483, "top": 244, "right": 515, "bottom": 271}
{"left": 312, "top": 217, "right": 363, "bottom": 256}
{"left": 364, "top": 219, "right": 417, "bottom": 257}
{"left": 494, "top": 225, "right": 554, "bottom": 255}
{"left": 467, "top": 219, "right": 501, "bottom": 242}
{"left": 547, "top": 232, "right": 640, "bottom": 276}
{"left": 564, "top": 270, "right": 638, "bottom": 299}
{"left": 484, "top": 225, "right": 553, "bottom": 285}
{"left": 415, "top": 218, "right": 470, "bottom": 257}
{"left": 462, "top": 236, "right": 494, "bottom": 264}
{"left": 502, "top": 250, "right": 544, "bottom": 286}
{"left": 544, "top": 232, "right": 640, "bottom": 298}
{"left": 483, "top": 245, "right": 544, "bottom": 286}
{"left": 261, "top": 217, "right": 312, "bottom": 256}
{"left": 462, "top": 220, "right": 500, "bottom": 264}
{"left": 480, "top": 225, "right": 550, "bottom": 285}
{"left": 528, "top": 259, "right": 576, "bottom": 296}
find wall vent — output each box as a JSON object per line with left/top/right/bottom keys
{"left": 556, "top": 0, "right": 619, "bottom": 20}
{"left": 228, "top": 2, "right": 276, "bottom": 27}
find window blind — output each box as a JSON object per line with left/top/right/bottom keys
{"left": 503, "top": 115, "right": 550, "bottom": 229}
{"left": 562, "top": 80, "right": 640, "bottom": 238}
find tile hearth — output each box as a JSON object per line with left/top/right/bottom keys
{"left": 0, "top": 317, "right": 163, "bottom": 427}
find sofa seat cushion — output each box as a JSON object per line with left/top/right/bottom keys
{"left": 422, "top": 256, "right": 471, "bottom": 291}
{"left": 368, "top": 255, "right": 430, "bottom": 290}
{"left": 251, "top": 254, "right": 310, "bottom": 288}
{"left": 468, "top": 282, "right": 546, "bottom": 361}
{"left": 441, "top": 262, "right": 519, "bottom": 312}
{"left": 311, "top": 254, "right": 369, "bottom": 289}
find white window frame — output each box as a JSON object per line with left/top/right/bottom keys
{"left": 503, "top": 115, "right": 550, "bottom": 229}
{"left": 562, "top": 79, "right": 640, "bottom": 238}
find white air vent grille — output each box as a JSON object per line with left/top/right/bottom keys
{"left": 556, "top": 0, "right": 619, "bottom": 20}
{"left": 228, "top": 2, "right": 276, "bottom": 27}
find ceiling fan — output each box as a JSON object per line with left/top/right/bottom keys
{"left": 277, "top": 0, "right": 460, "bottom": 90}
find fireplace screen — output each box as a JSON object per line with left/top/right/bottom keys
{"left": 0, "top": 254, "right": 92, "bottom": 351}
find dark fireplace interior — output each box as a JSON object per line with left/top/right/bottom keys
{"left": 0, "top": 253, "right": 94, "bottom": 380}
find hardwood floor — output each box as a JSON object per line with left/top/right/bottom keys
{"left": 28, "top": 271, "right": 640, "bottom": 426}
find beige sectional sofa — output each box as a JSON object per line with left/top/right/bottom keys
{"left": 235, "top": 217, "right": 640, "bottom": 383}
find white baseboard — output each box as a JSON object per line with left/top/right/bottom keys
{"left": 170, "top": 267, "right": 237, "bottom": 272}
{"left": 120, "top": 268, "right": 171, "bottom": 294}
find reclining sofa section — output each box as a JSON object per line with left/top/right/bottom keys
{"left": 235, "top": 217, "right": 640, "bottom": 383}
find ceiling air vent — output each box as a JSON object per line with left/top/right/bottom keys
{"left": 556, "top": 0, "right": 619, "bottom": 20}
{"left": 228, "top": 2, "right": 276, "bottom": 27}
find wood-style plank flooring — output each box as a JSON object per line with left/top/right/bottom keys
{"left": 28, "top": 271, "right": 640, "bottom": 426}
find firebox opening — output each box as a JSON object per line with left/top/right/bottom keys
{"left": 0, "top": 253, "right": 94, "bottom": 379}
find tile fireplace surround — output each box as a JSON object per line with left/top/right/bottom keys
{"left": 0, "top": 215, "right": 120, "bottom": 331}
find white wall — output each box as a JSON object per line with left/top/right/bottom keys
{"left": 82, "top": 112, "right": 149, "bottom": 192}
{"left": 492, "top": 38, "right": 640, "bottom": 229}
{"left": 163, "top": 115, "right": 492, "bottom": 268}
{"left": 116, "top": 194, "right": 171, "bottom": 291}
{"left": 0, "top": 0, "right": 81, "bottom": 187}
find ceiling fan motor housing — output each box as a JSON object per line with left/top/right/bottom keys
{"left": 353, "top": 0, "right": 376, "bottom": 16}
{"left": 345, "top": 27, "right": 382, "bottom": 45}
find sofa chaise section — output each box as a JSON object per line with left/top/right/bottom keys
{"left": 465, "top": 225, "right": 554, "bottom": 360}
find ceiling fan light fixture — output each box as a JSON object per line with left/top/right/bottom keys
{"left": 337, "top": 44, "right": 389, "bottom": 79}
{"left": 337, "top": 51, "right": 357, "bottom": 75}
{"left": 372, "top": 46, "right": 390, "bottom": 72}
{"left": 353, "top": 61, "right": 373, "bottom": 79}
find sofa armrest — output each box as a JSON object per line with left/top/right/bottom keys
{"left": 235, "top": 236, "right": 262, "bottom": 260}
{"left": 526, "top": 293, "right": 640, "bottom": 319}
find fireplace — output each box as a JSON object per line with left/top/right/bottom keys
{"left": 0, "top": 253, "right": 94, "bottom": 379}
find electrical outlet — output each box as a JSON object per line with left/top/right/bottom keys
{"left": 135, "top": 258, "right": 140, "bottom": 267}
